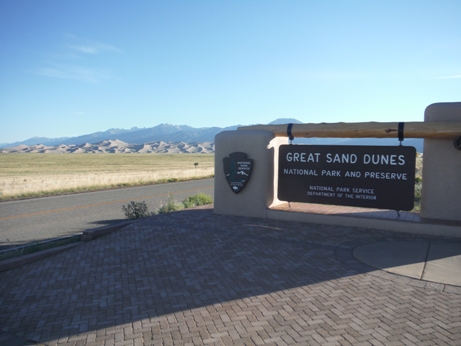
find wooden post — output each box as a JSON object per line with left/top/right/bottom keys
{"left": 238, "top": 122, "right": 461, "bottom": 139}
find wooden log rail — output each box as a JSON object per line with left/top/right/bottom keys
{"left": 238, "top": 122, "right": 461, "bottom": 139}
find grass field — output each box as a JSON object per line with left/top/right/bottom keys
{"left": 0, "top": 153, "right": 423, "bottom": 211}
{"left": 0, "top": 153, "right": 215, "bottom": 200}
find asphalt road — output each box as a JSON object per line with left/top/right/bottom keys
{"left": 0, "top": 178, "right": 214, "bottom": 249}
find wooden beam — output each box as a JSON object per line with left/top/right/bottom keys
{"left": 238, "top": 122, "right": 461, "bottom": 139}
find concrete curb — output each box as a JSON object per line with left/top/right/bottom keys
{"left": 0, "top": 243, "right": 81, "bottom": 273}
{"left": 81, "top": 221, "right": 132, "bottom": 241}
{"left": 335, "top": 237, "right": 461, "bottom": 294}
{"left": 0, "top": 221, "right": 133, "bottom": 273}
{"left": 267, "top": 209, "right": 461, "bottom": 239}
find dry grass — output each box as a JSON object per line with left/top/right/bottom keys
{"left": 413, "top": 153, "right": 423, "bottom": 212}
{"left": 0, "top": 153, "right": 214, "bottom": 199}
{"left": 0, "top": 153, "right": 423, "bottom": 211}
{"left": 415, "top": 153, "right": 423, "bottom": 180}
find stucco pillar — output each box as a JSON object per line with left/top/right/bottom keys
{"left": 421, "top": 102, "right": 461, "bottom": 221}
{"left": 214, "top": 130, "right": 287, "bottom": 218}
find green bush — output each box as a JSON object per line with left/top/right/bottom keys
{"left": 122, "top": 201, "right": 152, "bottom": 219}
{"left": 182, "top": 192, "right": 213, "bottom": 208}
{"left": 156, "top": 192, "right": 213, "bottom": 214}
{"left": 157, "top": 193, "right": 184, "bottom": 214}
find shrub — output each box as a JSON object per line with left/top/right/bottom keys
{"left": 157, "top": 193, "right": 184, "bottom": 214}
{"left": 182, "top": 192, "right": 213, "bottom": 208}
{"left": 122, "top": 201, "right": 152, "bottom": 219}
{"left": 413, "top": 180, "right": 423, "bottom": 211}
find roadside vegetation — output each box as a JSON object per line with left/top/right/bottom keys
{"left": 0, "top": 153, "right": 214, "bottom": 201}
{"left": 122, "top": 192, "right": 213, "bottom": 219}
{"left": 412, "top": 154, "right": 423, "bottom": 212}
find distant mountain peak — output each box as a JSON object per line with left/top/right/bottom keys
{"left": 269, "top": 118, "right": 302, "bottom": 125}
{"left": 0, "top": 123, "right": 239, "bottom": 148}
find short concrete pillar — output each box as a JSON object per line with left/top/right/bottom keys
{"left": 214, "top": 130, "right": 287, "bottom": 218}
{"left": 421, "top": 102, "right": 461, "bottom": 221}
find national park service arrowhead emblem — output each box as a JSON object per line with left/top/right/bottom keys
{"left": 223, "top": 152, "right": 253, "bottom": 194}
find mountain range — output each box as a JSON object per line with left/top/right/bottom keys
{"left": 0, "top": 118, "right": 424, "bottom": 152}
{"left": 0, "top": 123, "right": 238, "bottom": 148}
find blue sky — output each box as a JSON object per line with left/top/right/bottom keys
{"left": 1, "top": 1, "right": 460, "bottom": 143}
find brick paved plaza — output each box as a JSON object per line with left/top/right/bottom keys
{"left": 1, "top": 206, "right": 460, "bottom": 345}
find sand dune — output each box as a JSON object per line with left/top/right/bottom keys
{"left": 0, "top": 140, "right": 215, "bottom": 154}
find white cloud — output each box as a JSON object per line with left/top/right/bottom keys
{"left": 65, "top": 34, "right": 121, "bottom": 55}
{"left": 33, "top": 34, "right": 121, "bottom": 83}
{"left": 69, "top": 42, "right": 121, "bottom": 55}
{"left": 275, "top": 68, "right": 370, "bottom": 81}
{"left": 35, "top": 64, "right": 113, "bottom": 83}
{"left": 436, "top": 74, "right": 461, "bottom": 79}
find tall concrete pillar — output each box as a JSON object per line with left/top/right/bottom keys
{"left": 421, "top": 102, "right": 461, "bottom": 221}
{"left": 214, "top": 130, "right": 287, "bottom": 218}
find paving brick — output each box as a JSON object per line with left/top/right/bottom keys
{"left": 0, "top": 208, "right": 460, "bottom": 345}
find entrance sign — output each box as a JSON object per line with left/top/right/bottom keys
{"left": 223, "top": 152, "right": 253, "bottom": 194}
{"left": 278, "top": 145, "right": 416, "bottom": 210}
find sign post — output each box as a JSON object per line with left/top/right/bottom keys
{"left": 278, "top": 145, "right": 416, "bottom": 211}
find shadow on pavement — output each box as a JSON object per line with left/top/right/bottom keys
{"left": 0, "top": 208, "right": 458, "bottom": 344}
